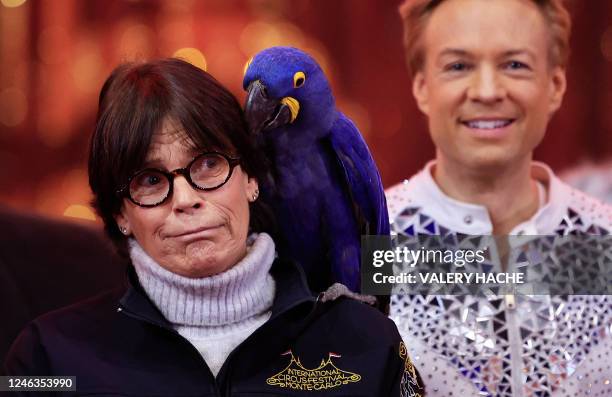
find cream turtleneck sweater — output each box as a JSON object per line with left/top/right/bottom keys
{"left": 129, "top": 233, "right": 276, "bottom": 376}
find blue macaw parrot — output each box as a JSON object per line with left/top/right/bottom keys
{"left": 242, "top": 46, "right": 389, "bottom": 294}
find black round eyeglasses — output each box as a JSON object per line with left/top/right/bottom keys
{"left": 116, "top": 152, "right": 241, "bottom": 207}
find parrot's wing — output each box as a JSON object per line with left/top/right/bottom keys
{"left": 327, "top": 112, "right": 390, "bottom": 235}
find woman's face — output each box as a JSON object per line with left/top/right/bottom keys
{"left": 115, "top": 120, "right": 259, "bottom": 278}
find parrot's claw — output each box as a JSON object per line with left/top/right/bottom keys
{"left": 318, "top": 283, "right": 378, "bottom": 306}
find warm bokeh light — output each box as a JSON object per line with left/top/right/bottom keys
{"left": 173, "top": 47, "right": 207, "bottom": 71}
{"left": 239, "top": 21, "right": 305, "bottom": 56}
{"left": 63, "top": 204, "right": 97, "bottom": 221}
{"left": 1, "top": 0, "right": 26, "bottom": 8}
{"left": 0, "top": 87, "right": 27, "bottom": 127}
{"left": 35, "top": 169, "right": 93, "bottom": 219}
{"left": 71, "top": 37, "right": 103, "bottom": 94}
{"left": 0, "top": 0, "right": 611, "bottom": 219}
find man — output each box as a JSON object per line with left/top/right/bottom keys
{"left": 386, "top": 0, "right": 612, "bottom": 395}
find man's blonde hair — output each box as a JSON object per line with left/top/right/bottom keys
{"left": 398, "top": 0, "right": 572, "bottom": 76}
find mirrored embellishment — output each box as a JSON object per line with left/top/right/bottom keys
{"left": 390, "top": 207, "right": 612, "bottom": 396}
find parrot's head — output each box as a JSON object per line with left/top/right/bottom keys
{"left": 243, "top": 46, "right": 335, "bottom": 137}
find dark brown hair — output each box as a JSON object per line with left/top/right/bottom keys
{"left": 89, "top": 58, "right": 270, "bottom": 255}
{"left": 399, "top": 0, "right": 572, "bottom": 76}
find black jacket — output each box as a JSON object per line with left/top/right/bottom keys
{"left": 0, "top": 206, "right": 125, "bottom": 364}
{"left": 4, "top": 258, "right": 424, "bottom": 396}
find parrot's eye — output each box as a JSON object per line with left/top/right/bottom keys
{"left": 293, "top": 71, "right": 306, "bottom": 88}
{"left": 243, "top": 56, "right": 253, "bottom": 77}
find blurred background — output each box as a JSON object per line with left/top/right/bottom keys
{"left": 0, "top": 0, "right": 611, "bottom": 225}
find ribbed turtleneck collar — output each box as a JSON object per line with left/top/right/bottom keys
{"left": 128, "top": 233, "right": 276, "bottom": 327}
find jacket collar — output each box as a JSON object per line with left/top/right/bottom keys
{"left": 118, "top": 257, "right": 315, "bottom": 329}
{"left": 401, "top": 160, "right": 571, "bottom": 235}
{"left": 268, "top": 257, "right": 316, "bottom": 318}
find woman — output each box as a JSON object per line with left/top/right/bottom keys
{"left": 4, "top": 59, "right": 423, "bottom": 396}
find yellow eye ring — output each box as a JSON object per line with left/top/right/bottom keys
{"left": 293, "top": 71, "right": 306, "bottom": 88}
{"left": 243, "top": 56, "right": 253, "bottom": 77}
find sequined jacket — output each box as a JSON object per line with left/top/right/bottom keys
{"left": 386, "top": 161, "right": 612, "bottom": 397}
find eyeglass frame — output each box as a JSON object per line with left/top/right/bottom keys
{"left": 115, "top": 151, "right": 241, "bottom": 208}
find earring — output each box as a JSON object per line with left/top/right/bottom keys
{"left": 119, "top": 226, "right": 128, "bottom": 235}
{"left": 252, "top": 188, "right": 259, "bottom": 202}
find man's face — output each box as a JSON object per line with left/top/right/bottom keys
{"left": 412, "top": 0, "right": 566, "bottom": 170}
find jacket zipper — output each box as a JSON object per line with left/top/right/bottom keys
{"left": 493, "top": 239, "right": 524, "bottom": 397}
{"left": 117, "top": 305, "right": 222, "bottom": 396}
{"left": 506, "top": 294, "right": 524, "bottom": 397}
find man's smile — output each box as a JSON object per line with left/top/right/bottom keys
{"left": 460, "top": 118, "right": 515, "bottom": 129}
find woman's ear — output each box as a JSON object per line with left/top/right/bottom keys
{"left": 114, "top": 210, "right": 131, "bottom": 236}
{"left": 247, "top": 177, "right": 259, "bottom": 202}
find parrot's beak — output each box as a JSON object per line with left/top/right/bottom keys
{"left": 244, "top": 80, "right": 299, "bottom": 135}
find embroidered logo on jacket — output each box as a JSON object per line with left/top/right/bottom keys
{"left": 266, "top": 350, "right": 361, "bottom": 391}
{"left": 399, "top": 342, "right": 423, "bottom": 397}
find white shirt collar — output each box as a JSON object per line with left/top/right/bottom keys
{"left": 404, "top": 160, "right": 571, "bottom": 235}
